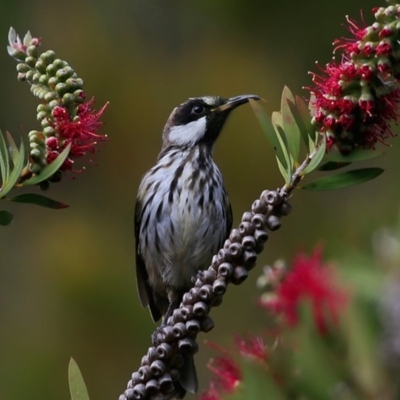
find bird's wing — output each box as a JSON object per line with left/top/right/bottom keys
{"left": 134, "top": 196, "right": 162, "bottom": 322}
{"left": 225, "top": 197, "right": 233, "bottom": 240}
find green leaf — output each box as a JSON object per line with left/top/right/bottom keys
{"left": 318, "top": 161, "right": 351, "bottom": 171}
{"left": 22, "top": 143, "right": 71, "bottom": 186}
{"left": 0, "top": 210, "right": 13, "bottom": 226}
{"left": 325, "top": 149, "right": 384, "bottom": 163}
{"left": 297, "top": 95, "right": 315, "bottom": 142}
{"left": 287, "top": 98, "right": 309, "bottom": 149}
{"left": 249, "top": 99, "right": 287, "bottom": 169}
{"left": 6, "top": 131, "right": 19, "bottom": 165}
{"left": 272, "top": 118, "right": 293, "bottom": 178}
{"left": 280, "top": 86, "right": 301, "bottom": 163}
{"left": 9, "top": 193, "right": 69, "bottom": 209}
{"left": 69, "top": 358, "right": 90, "bottom": 400}
{"left": 302, "top": 168, "right": 384, "bottom": 191}
{"left": 0, "top": 130, "right": 10, "bottom": 184}
{"left": 276, "top": 155, "right": 290, "bottom": 184}
{"left": 303, "top": 136, "right": 327, "bottom": 175}
{"left": 0, "top": 141, "right": 25, "bottom": 199}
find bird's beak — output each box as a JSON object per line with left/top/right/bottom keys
{"left": 214, "top": 94, "right": 261, "bottom": 112}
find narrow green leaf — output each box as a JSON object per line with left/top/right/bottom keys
{"left": 303, "top": 136, "right": 326, "bottom": 175}
{"left": 297, "top": 95, "right": 315, "bottom": 138}
{"left": 22, "top": 143, "right": 71, "bottom": 186}
{"left": 9, "top": 193, "right": 69, "bottom": 209}
{"left": 280, "top": 86, "right": 301, "bottom": 163}
{"left": 0, "top": 210, "right": 13, "bottom": 226}
{"left": 276, "top": 155, "right": 290, "bottom": 185}
{"left": 0, "top": 130, "right": 10, "bottom": 184}
{"left": 272, "top": 118, "right": 293, "bottom": 178}
{"left": 249, "top": 99, "right": 287, "bottom": 169}
{"left": 0, "top": 141, "right": 25, "bottom": 199}
{"left": 302, "top": 168, "right": 384, "bottom": 191}
{"left": 325, "top": 149, "right": 384, "bottom": 163}
{"left": 287, "top": 99, "right": 309, "bottom": 149}
{"left": 6, "top": 131, "right": 19, "bottom": 165}
{"left": 69, "top": 358, "right": 90, "bottom": 400}
{"left": 308, "top": 133, "right": 316, "bottom": 154}
{"left": 318, "top": 161, "right": 351, "bottom": 171}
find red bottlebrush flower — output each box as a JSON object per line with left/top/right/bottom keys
{"left": 234, "top": 335, "right": 267, "bottom": 362}
{"left": 308, "top": 6, "right": 400, "bottom": 153}
{"left": 47, "top": 97, "right": 108, "bottom": 171}
{"left": 260, "top": 248, "right": 347, "bottom": 335}
{"left": 205, "top": 342, "right": 242, "bottom": 394}
{"left": 199, "top": 382, "right": 220, "bottom": 400}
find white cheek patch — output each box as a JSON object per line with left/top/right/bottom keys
{"left": 168, "top": 117, "right": 207, "bottom": 147}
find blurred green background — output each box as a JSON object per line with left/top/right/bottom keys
{"left": 0, "top": 1, "right": 397, "bottom": 399}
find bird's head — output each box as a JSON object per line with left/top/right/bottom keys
{"left": 162, "top": 94, "right": 261, "bottom": 149}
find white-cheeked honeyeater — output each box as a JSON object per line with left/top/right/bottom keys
{"left": 134, "top": 94, "right": 260, "bottom": 397}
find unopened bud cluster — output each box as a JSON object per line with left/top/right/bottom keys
{"left": 119, "top": 189, "right": 291, "bottom": 400}
{"left": 310, "top": 3, "right": 400, "bottom": 153}
{"left": 7, "top": 28, "right": 107, "bottom": 184}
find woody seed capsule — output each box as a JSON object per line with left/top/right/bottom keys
{"left": 150, "top": 360, "right": 166, "bottom": 376}
{"left": 200, "top": 316, "right": 215, "bottom": 332}
{"left": 145, "top": 379, "right": 159, "bottom": 394}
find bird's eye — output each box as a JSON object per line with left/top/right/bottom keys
{"left": 192, "top": 105, "right": 205, "bottom": 115}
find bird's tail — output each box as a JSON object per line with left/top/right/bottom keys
{"left": 167, "top": 352, "right": 198, "bottom": 399}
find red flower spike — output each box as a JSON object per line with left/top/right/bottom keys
{"left": 234, "top": 335, "right": 268, "bottom": 362}
{"left": 308, "top": 6, "right": 400, "bottom": 152}
{"left": 199, "top": 382, "right": 221, "bottom": 400}
{"left": 260, "top": 248, "right": 348, "bottom": 335}
{"left": 47, "top": 97, "right": 108, "bottom": 171}
{"left": 205, "top": 342, "right": 242, "bottom": 394}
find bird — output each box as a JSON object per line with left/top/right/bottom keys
{"left": 134, "top": 94, "right": 260, "bottom": 397}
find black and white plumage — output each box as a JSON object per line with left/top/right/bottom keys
{"left": 134, "top": 94, "right": 260, "bottom": 396}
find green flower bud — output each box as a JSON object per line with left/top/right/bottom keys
{"left": 25, "top": 56, "right": 36, "bottom": 68}
{"left": 56, "top": 66, "right": 75, "bottom": 81}
{"left": 25, "top": 70, "right": 35, "bottom": 82}
{"left": 41, "top": 118, "right": 52, "bottom": 128}
{"left": 48, "top": 76, "right": 58, "bottom": 87}
{"left": 39, "top": 74, "right": 49, "bottom": 85}
{"left": 30, "top": 163, "right": 42, "bottom": 174}
{"left": 16, "top": 63, "right": 29, "bottom": 73}
{"left": 48, "top": 99, "right": 60, "bottom": 109}
{"left": 28, "top": 130, "right": 42, "bottom": 141}
{"left": 73, "top": 89, "right": 85, "bottom": 103}
{"left": 34, "top": 59, "right": 47, "bottom": 74}
{"left": 37, "top": 104, "right": 48, "bottom": 113}
{"left": 53, "top": 58, "right": 67, "bottom": 69}
{"left": 17, "top": 72, "right": 26, "bottom": 81}
{"left": 32, "top": 72, "right": 41, "bottom": 84}
{"left": 29, "top": 141, "right": 41, "bottom": 150}
{"left": 39, "top": 50, "right": 56, "bottom": 65}
{"left": 61, "top": 93, "right": 75, "bottom": 106}
{"left": 37, "top": 111, "right": 48, "bottom": 121}
{"left": 27, "top": 45, "right": 38, "bottom": 58}
{"left": 46, "top": 63, "right": 58, "bottom": 76}
{"left": 43, "top": 127, "right": 55, "bottom": 137}
{"left": 31, "top": 84, "right": 51, "bottom": 100}
{"left": 44, "top": 91, "right": 58, "bottom": 102}
{"left": 55, "top": 82, "right": 68, "bottom": 96}
{"left": 66, "top": 77, "right": 84, "bottom": 89}
{"left": 30, "top": 148, "right": 43, "bottom": 159}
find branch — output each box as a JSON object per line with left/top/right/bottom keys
{"left": 117, "top": 149, "right": 323, "bottom": 399}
